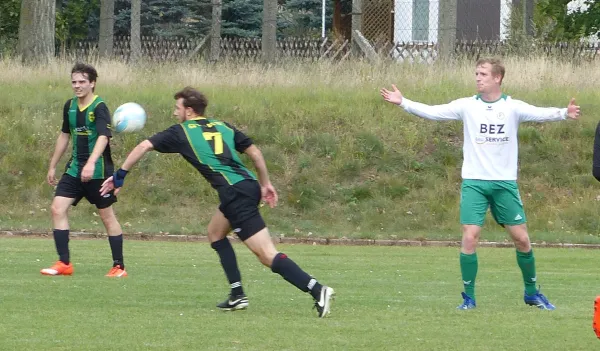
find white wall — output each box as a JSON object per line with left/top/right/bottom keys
{"left": 394, "top": 0, "right": 513, "bottom": 43}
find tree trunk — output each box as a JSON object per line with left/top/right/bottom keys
{"left": 99, "top": 0, "right": 115, "bottom": 58}
{"left": 208, "top": 0, "right": 222, "bottom": 63}
{"left": 18, "top": 0, "right": 56, "bottom": 64}
{"left": 438, "top": 0, "right": 457, "bottom": 61}
{"left": 130, "top": 0, "right": 141, "bottom": 63}
{"left": 261, "top": 0, "right": 277, "bottom": 63}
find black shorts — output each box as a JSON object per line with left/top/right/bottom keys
{"left": 55, "top": 174, "right": 117, "bottom": 209}
{"left": 217, "top": 180, "right": 266, "bottom": 241}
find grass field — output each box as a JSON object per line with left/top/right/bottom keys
{"left": 0, "top": 237, "right": 598, "bottom": 350}
{"left": 1, "top": 57, "right": 600, "bottom": 242}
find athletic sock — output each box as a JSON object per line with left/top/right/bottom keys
{"left": 108, "top": 234, "right": 124, "bottom": 269}
{"left": 53, "top": 229, "right": 70, "bottom": 264}
{"left": 516, "top": 249, "right": 537, "bottom": 296}
{"left": 460, "top": 252, "right": 478, "bottom": 300}
{"left": 211, "top": 238, "right": 244, "bottom": 296}
{"left": 271, "top": 252, "right": 322, "bottom": 300}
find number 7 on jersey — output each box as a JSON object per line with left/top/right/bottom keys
{"left": 203, "top": 132, "right": 223, "bottom": 154}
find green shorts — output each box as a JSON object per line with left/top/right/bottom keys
{"left": 460, "top": 179, "right": 527, "bottom": 226}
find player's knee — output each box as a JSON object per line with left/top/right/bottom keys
{"left": 211, "top": 237, "right": 232, "bottom": 251}
{"left": 50, "top": 203, "right": 67, "bottom": 218}
{"left": 258, "top": 251, "right": 276, "bottom": 267}
{"left": 98, "top": 207, "right": 116, "bottom": 223}
{"left": 513, "top": 235, "right": 530, "bottom": 250}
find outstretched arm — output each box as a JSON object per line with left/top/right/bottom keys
{"left": 515, "top": 98, "right": 580, "bottom": 123}
{"left": 100, "top": 140, "right": 154, "bottom": 195}
{"left": 380, "top": 84, "right": 463, "bottom": 121}
{"left": 244, "top": 144, "right": 278, "bottom": 208}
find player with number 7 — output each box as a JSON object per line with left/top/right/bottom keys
{"left": 100, "top": 86, "right": 335, "bottom": 317}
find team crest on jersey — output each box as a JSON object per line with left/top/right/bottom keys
{"left": 497, "top": 112, "right": 505, "bottom": 120}
{"left": 89, "top": 111, "right": 95, "bottom": 122}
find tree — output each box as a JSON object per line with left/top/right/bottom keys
{"left": 0, "top": 0, "right": 20, "bottom": 40}
{"left": 99, "top": 0, "right": 115, "bottom": 57}
{"left": 18, "top": 0, "right": 56, "bottom": 63}
{"left": 130, "top": 0, "right": 141, "bottom": 62}
{"left": 114, "top": 0, "right": 211, "bottom": 38}
{"left": 280, "top": 0, "right": 334, "bottom": 37}
{"left": 535, "top": 0, "right": 600, "bottom": 41}
{"left": 262, "top": 0, "right": 277, "bottom": 61}
{"left": 222, "top": 0, "right": 263, "bottom": 38}
{"left": 55, "top": 0, "right": 100, "bottom": 54}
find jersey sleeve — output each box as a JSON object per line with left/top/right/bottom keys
{"left": 62, "top": 100, "right": 71, "bottom": 133}
{"left": 148, "top": 125, "right": 183, "bottom": 153}
{"left": 400, "top": 97, "right": 464, "bottom": 121}
{"left": 511, "top": 99, "right": 567, "bottom": 123}
{"left": 224, "top": 122, "right": 254, "bottom": 153}
{"left": 94, "top": 102, "right": 113, "bottom": 137}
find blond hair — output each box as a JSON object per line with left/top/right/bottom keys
{"left": 476, "top": 57, "right": 505, "bottom": 84}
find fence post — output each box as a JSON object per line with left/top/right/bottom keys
{"left": 262, "top": 0, "right": 277, "bottom": 63}
{"left": 208, "top": 0, "right": 222, "bottom": 62}
{"left": 351, "top": 0, "right": 362, "bottom": 55}
{"left": 438, "top": 0, "right": 457, "bottom": 61}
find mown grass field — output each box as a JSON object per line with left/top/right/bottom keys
{"left": 1, "top": 57, "right": 600, "bottom": 243}
{"left": 0, "top": 237, "right": 598, "bottom": 350}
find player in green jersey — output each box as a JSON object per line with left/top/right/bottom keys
{"left": 100, "top": 87, "right": 335, "bottom": 317}
{"left": 42, "top": 63, "right": 127, "bottom": 278}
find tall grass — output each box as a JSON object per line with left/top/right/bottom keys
{"left": 1, "top": 57, "right": 599, "bottom": 242}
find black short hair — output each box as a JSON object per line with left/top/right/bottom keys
{"left": 174, "top": 87, "right": 208, "bottom": 115}
{"left": 71, "top": 62, "right": 98, "bottom": 83}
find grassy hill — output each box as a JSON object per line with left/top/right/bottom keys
{"left": 1, "top": 57, "right": 599, "bottom": 243}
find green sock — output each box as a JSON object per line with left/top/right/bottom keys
{"left": 460, "top": 252, "right": 478, "bottom": 300}
{"left": 516, "top": 249, "right": 537, "bottom": 295}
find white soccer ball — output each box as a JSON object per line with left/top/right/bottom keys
{"left": 112, "top": 102, "right": 147, "bottom": 133}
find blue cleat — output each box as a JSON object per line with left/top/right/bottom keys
{"left": 457, "top": 292, "right": 476, "bottom": 310}
{"left": 524, "top": 287, "right": 555, "bottom": 310}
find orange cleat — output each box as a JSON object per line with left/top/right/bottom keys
{"left": 105, "top": 265, "right": 128, "bottom": 277}
{"left": 41, "top": 261, "right": 73, "bottom": 276}
{"left": 594, "top": 296, "right": 600, "bottom": 339}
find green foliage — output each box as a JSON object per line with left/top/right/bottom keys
{"left": 535, "top": 0, "right": 600, "bottom": 41}
{"left": 221, "top": 0, "right": 263, "bottom": 38}
{"left": 0, "top": 0, "right": 20, "bottom": 40}
{"left": 56, "top": 0, "right": 100, "bottom": 46}
{"left": 279, "top": 0, "right": 333, "bottom": 37}
{"left": 114, "top": 0, "right": 211, "bottom": 37}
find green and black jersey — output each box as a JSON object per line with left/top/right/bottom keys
{"left": 61, "top": 96, "right": 114, "bottom": 179}
{"left": 148, "top": 117, "right": 257, "bottom": 188}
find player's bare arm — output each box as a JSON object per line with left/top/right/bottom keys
{"left": 47, "top": 132, "right": 70, "bottom": 186}
{"left": 380, "top": 84, "right": 403, "bottom": 105}
{"left": 100, "top": 140, "right": 154, "bottom": 195}
{"left": 244, "top": 144, "right": 278, "bottom": 208}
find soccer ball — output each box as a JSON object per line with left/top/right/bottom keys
{"left": 112, "top": 102, "right": 147, "bottom": 133}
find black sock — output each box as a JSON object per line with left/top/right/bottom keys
{"left": 271, "top": 252, "right": 322, "bottom": 300}
{"left": 108, "top": 234, "right": 124, "bottom": 269}
{"left": 211, "top": 238, "right": 243, "bottom": 296}
{"left": 53, "top": 229, "right": 70, "bottom": 264}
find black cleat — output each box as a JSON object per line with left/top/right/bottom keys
{"left": 216, "top": 294, "right": 249, "bottom": 311}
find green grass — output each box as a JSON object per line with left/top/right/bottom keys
{"left": 0, "top": 237, "right": 598, "bottom": 350}
{"left": 1, "top": 57, "right": 600, "bottom": 242}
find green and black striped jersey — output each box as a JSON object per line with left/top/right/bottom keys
{"left": 61, "top": 96, "right": 114, "bottom": 179}
{"left": 148, "top": 117, "right": 257, "bottom": 188}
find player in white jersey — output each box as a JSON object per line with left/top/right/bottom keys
{"left": 380, "top": 57, "right": 580, "bottom": 310}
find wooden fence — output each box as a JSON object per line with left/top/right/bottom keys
{"left": 67, "top": 36, "right": 600, "bottom": 63}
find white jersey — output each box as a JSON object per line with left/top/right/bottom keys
{"left": 400, "top": 94, "right": 568, "bottom": 180}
